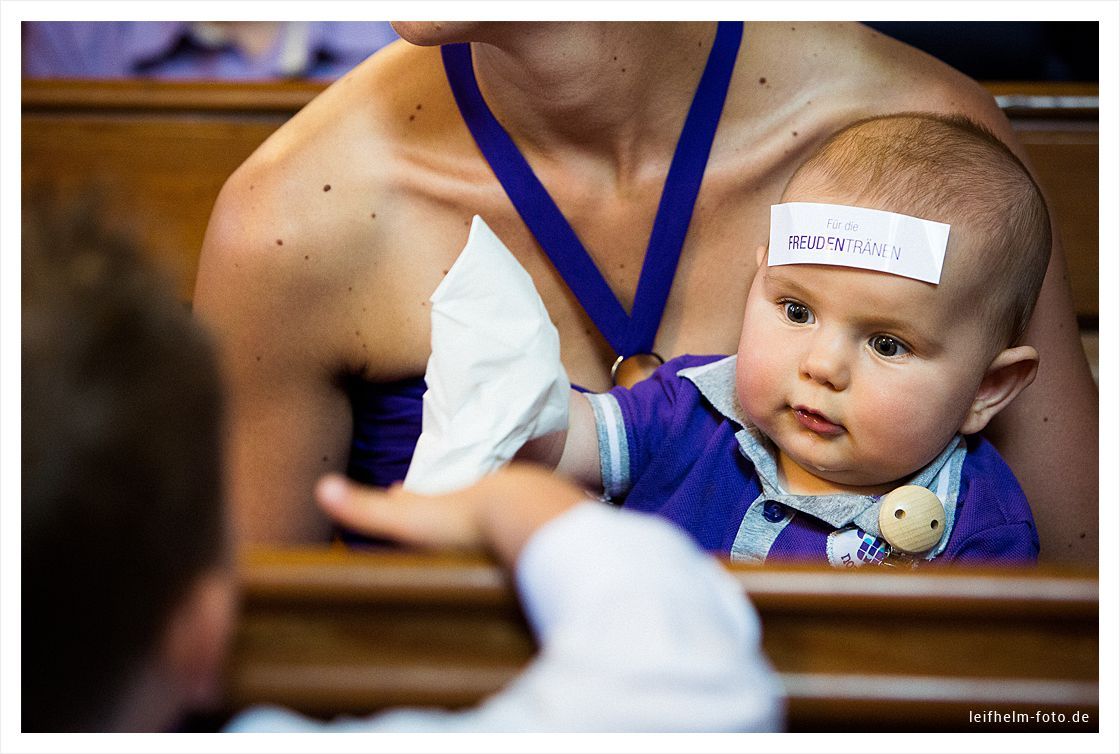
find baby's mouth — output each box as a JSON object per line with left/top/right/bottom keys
{"left": 792, "top": 406, "right": 845, "bottom": 436}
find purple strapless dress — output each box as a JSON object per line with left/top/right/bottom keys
{"left": 340, "top": 375, "right": 426, "bottom": 545}
{"left": 345, "top": 374, "right": 427, "bottom": 488}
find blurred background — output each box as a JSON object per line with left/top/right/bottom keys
{"left": 21, "top": 21, "right": 401, "bottom": 80}
{"left": 21, "top": 21, "right": 1098, "bottom": 82}
{"left": 865, "top": 21, "right": 1098, "bottom": 82}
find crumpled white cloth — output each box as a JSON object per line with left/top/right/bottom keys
{"left": 403, "top": 215, "right": 570, "bottom": 494}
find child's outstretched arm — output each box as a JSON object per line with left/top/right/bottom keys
{"left": 303, "top": 463, "right": 785, "bottom": 732}
{"left": 317, "top": 462, "right": 586, "bottom": 566}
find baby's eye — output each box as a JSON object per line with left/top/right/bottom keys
{"left": 870, "top": 335, "right": 909, "bottom": 358}
{"left": 783, "top": 302, "right": 814, "bottom": 324}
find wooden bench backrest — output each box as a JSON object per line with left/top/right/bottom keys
{"left": 21, "top": 80, "right": 320, "bottom": 301}
{"left": 22, "top": 79, "right": 1099, "bottom": 319}
{"left": 233, "top": 548, "right": 1099, "bottom": 732}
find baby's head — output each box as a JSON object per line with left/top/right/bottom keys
{"left": 736, "top": 113, "right": 1051, "bottom": 494}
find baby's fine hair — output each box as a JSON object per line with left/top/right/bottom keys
{"left": 784, "top": 112, "right": 1051, "bottom": 346}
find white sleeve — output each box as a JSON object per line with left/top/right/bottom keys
{"left": 226, "top": 502, "right": 785, "bottom": 732}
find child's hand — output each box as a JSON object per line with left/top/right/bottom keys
{"left": 314, "top": 463, "right": 591, "bottom": 566}
{"left": 315, "top": 474, "right": 486, "bottom": 551}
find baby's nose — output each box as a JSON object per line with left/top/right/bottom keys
{"left": 799, "top": 332, "right": 850, "bottom": 390}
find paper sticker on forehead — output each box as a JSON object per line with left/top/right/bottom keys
{"left": 768, "top": 202, "right": 951, "bottom": 285}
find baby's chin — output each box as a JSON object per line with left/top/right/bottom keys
{"left": 785, "top": 453, "right": 902, "bottom": 496}
{"left": 823, "top": 473, "right": 901, "bottom": 497}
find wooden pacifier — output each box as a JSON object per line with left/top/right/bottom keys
{"left": 878, "top": 485, "right": 944, "bottom": 554}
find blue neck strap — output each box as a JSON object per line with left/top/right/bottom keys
{"left": 441, "top": 22, "right": 743, "bottom": 357}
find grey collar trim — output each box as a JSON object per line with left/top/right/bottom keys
{"left": 676, "top": 355, "right": 747, "bottom": 427}
{"left": 677, "top": 355, "right": 963, "bottom": 537}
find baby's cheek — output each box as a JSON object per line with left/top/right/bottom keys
{"left": 859, "top": 385, "right": 950, "bottom": 462}
{"left": 737, "top": 354, "right": 777, "bottom": 422}
{"left": 736, "top": 354, "right": 762, "bottom": 400}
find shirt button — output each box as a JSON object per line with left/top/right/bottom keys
{"left": 762, "top": 500, "right": 787, "bottom": 523}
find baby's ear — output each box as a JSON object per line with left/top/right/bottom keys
{"left": 958, "top": 346, "right": 1039, "bottom": 435}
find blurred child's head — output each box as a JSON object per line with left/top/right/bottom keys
{"left": 22, "top": 203, "right": 236, "bottom": 731}
{"left": 736, "top": 113, "right": 1051, "bottom": 494}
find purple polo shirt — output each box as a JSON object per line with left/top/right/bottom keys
{"left": 586, "top": 354, "right": 1039, "bottom": 566}
{"left": 22, "top": 22, "right": 399, "bottom": 80}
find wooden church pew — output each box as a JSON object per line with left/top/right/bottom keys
{"left": 229, "top": 548, "right": 1098, "bottom": 732}
{"left": 21, "top": 79, "right": 319, "bottom": 301}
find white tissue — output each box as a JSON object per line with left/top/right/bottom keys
{"left": 403, "top": 216, "right": 570, "bottom": 494}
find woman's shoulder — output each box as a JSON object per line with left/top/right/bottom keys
{"left": 202, "top": 42, "right": 482, "bottom": 303}
{"left": 741, "top": 23, "right": 1007, "bottom": 131}
{"left": 195, "top": 43, "right": 472, "bottom": 377}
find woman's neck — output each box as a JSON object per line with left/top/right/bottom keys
{"left": 469, "top": 22, "right": 720, "bottom": 176}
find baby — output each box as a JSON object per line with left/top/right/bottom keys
{"left": 528, "top": 112, "right": 1051, "bottom": 566}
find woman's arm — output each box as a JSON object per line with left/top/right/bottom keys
{"left": 193, "top": 176, "right": 355, "bottom": 545}
{"left": 984, "top": 237, "right": 1099, "bottom": 563}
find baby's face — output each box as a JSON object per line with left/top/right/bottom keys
{"left": 735, "top": 253, "right": 994, "bottom": 494}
